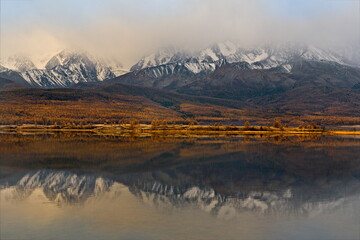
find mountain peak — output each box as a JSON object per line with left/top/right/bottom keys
{"left": 45, "top": 49, "right": 92, "bottom": 70}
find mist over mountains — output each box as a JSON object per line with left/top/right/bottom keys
{"left": 0, "top": 41, "right": 358, "bottom": 88}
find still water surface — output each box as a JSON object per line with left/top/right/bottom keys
{"left": 1, "top": 133, "right": 360, "bottom": 240}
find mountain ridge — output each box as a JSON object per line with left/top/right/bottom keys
{"left": 130, "top": 42, "right": 348, "bottom": 76}
{"left": 0, "top": 42, "right": 357, "bottom": 89}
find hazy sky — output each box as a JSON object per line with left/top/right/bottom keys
{"left": 1, "top": 0, "right": 359, "bottom": 66}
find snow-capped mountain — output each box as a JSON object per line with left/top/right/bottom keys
{"left": 130, "top": 42, "right": 347, "bottom": 76}
{"left": 130, "top": 47, "right": 191, "bottom": 71}
{"left": 25, "top": 50, "right": 116, "bottom": 87}
{"left": 0, "top": 50, "right": 126, "bottom": 88}
{"left": 108, "top": 41, "right": 360, "bottom": 93}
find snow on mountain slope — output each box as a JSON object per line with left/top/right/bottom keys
{"left": 130, "top": 42, "right": 347, "bottom": 77}
{"left": 142, "top": 62, "right": 217, "bottom": 78}
{"left": 130, "top": 47, "right": 188, "bottom": 72}
{"left": 44, "top": 49, "right": 115, "bottom": 82}
{"left": 20, "top": 69, "right": 67, "bottom": 88}
{"left": 6, "top": 50, "right": 118, "bottom": 88}
{"left": 0, "top": 65, "right": 32, "bottom": 87}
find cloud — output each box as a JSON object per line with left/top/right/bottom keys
{"left": 1, "top": 0, "right": 359, "bottom": 67}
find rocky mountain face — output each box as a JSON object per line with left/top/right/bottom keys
{"left": 0, "top": 66, "right": 32, "bottom": 87}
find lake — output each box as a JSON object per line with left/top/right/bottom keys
{"left": 1, "top": 133, "right": 360, "bottom": 240}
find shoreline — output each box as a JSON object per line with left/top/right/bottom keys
{"left": 0, "top": 124, "right": 359, "bottom": 136}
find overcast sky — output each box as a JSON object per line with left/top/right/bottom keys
{"left": 1, "top": 0, "right": 359, "bottom": 66}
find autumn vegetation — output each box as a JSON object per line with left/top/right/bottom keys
{"left": 0, "top": 87, "right": 359, "bottom": 134}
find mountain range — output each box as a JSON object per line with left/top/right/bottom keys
{"left": 1, "top": 42, "right": 358, "bottom": 89}
{"left": 130, "top": 42, "right": 347, "bottom": 74}
{"left": 109, "top": 43, "right": 360, "bottom": 117}
{"left": 1, "top": 41, "right": 359, "bottom": 123}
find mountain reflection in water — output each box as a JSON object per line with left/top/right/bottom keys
{"left": 1, "top": 134, "right": 360, "bottom": 240}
